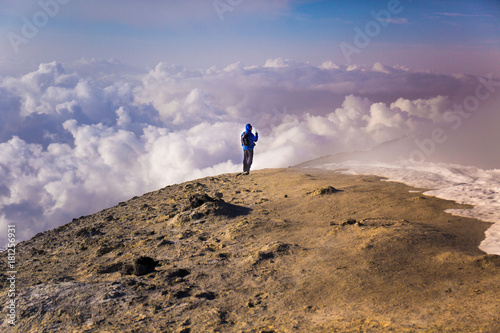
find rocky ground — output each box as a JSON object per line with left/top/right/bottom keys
{"left": 1, "top": 168, "right": 499, "bottom": 332}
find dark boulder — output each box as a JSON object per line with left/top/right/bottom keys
{"left": 122, "top": 256, "right": 159, "bottom": 276}
{"left": 189, "top": 193, "right": 214, "bottom": 209}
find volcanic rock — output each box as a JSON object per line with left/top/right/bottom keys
{"left": 0, "top": 169, "right": 498, "bottom": 332}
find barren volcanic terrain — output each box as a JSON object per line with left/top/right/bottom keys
{"left": 1, "top": 168, "right": 499, "bottom": 332}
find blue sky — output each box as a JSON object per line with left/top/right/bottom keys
{"left": 0, "top": 0, "right": 499, "bottom": 75}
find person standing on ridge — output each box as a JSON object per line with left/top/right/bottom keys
{"left": 241, "top": 123, "right": 258, "bottom": 175}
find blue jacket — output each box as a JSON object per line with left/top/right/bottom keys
{"left": 241, "top": 127, "right": 258, "bottom": 150}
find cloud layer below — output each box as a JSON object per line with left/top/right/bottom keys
{"left": 1, "top": 59, "right": 499, "bottom": 244}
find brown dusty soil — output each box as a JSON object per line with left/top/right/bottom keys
{"left": 1, "top": 168, "right": 499, "bottom": 332}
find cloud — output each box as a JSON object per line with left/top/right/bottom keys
{"left": 0, "top": 59, "right": 497, "bottom": 246}
{"left": 391, "top": 95, "right": 450, "bottom": 123}
{"left": 433, "top": 12, "right": 493, "bottom": 18}
{"left": 381, "top": 17, "right": 410, "bottom": 24}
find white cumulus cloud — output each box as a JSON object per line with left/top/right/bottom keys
{"left": 0, "top": 59, "right": 497, "bottom": 245}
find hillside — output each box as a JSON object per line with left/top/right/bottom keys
{"left": 1, "top": 168, "right": 499, "bottom": 332}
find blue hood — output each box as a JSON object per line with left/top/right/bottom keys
{"left": 241, "top": 125, "right": 258, "bottom": 150}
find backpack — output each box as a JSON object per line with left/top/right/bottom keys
{"left": 241, "top": 132, "right": 250, "bottom": 146}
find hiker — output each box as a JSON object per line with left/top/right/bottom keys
{"left": 241, "top": 123, "right": 258, "bottom": 174}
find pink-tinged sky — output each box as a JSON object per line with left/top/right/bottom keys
{"left": 0, "top": 0, "right": 499, "bottom": 75}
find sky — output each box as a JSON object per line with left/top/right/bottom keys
{"left": 0, "top": 0, "right": 499, "bottom": 244}
{"left": 0, "top": 0, "right": 499, "bottom": 75}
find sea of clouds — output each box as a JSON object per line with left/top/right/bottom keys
{"left": 0, "top": 58, "right": 499, "bottom": 245}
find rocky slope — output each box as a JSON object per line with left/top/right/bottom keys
{"left": 1, "top": 168, "right": 499, "bottom": 332}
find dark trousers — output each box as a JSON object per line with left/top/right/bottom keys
{"left": 243, "top": 149, "right": 254, "bottom": 173}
